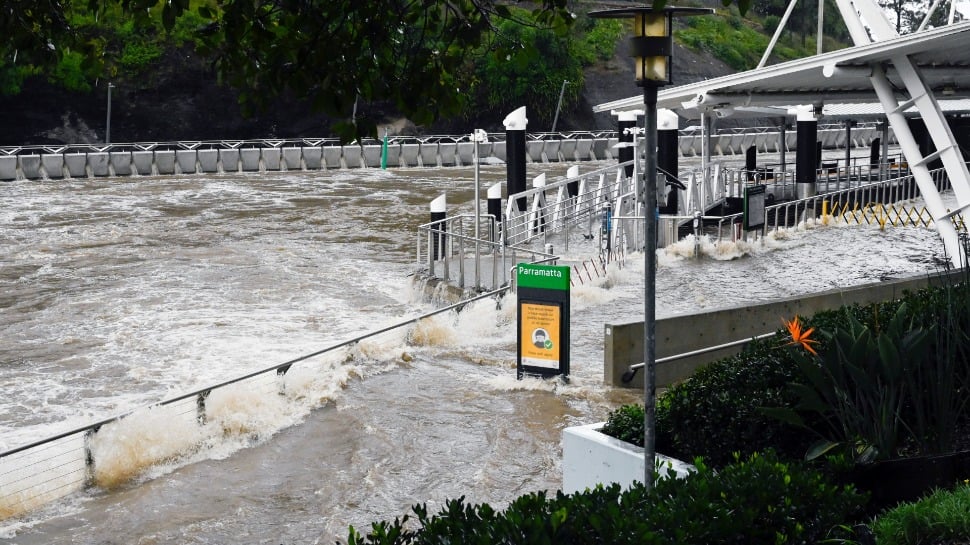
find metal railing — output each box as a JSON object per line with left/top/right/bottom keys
{"left": 707, "top": 166, "right": 949, "bottom": 243}
{"left": 0, "top": 286, "right": 514, "bottom": 522}
{"left": 416, "top": 213, "right": 560, "bottom": 290}
{"left": 0, "top": 132, "right": 622, "bottom": 157}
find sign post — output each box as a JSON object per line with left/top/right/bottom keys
{"left": 516, "top": 263, "right": 570, "bottom": 380}
{"left": 743, "top": 184, "right": 767, "bottom": 234}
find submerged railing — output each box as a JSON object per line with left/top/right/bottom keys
{"left": 0, "top": 284, "right": 535, "bottom": 522}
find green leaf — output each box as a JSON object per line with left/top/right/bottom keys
{"left": 805, "top": 440, "right": 842, "bottom": 461}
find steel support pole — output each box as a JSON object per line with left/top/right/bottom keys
{"left": 106, "top": 83, "right": 114, "bottom": 145}
{"left": 474, "top": 135, "right": 481, "bottom": 290}
{"left": 643, "top": 84, "right": 659, "bottom": 491}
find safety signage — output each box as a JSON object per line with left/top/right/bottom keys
{"left": 516, "top": 263, "right": 570, "bottom": 379}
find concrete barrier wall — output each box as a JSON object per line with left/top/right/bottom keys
{"left": 65, "top": 153, "right": 87, "bottom": 177}
{"left": 219, "top": 149, "right": 240, "bottom": 173}
{"left": 261, "top": 148, "right": 281, "bottom": 171}
{"left": 526, "top": 141, "right": 544, "bottom": 163}
{"left": 323, "top": 147, "right": 342, "bottom": 169}
{"left": 89, "top": 153, "right": 109, "bottom": 176}
{"left": 303, "top": 146, "right": 322, "bottom": 169}
{"left": 604, "top": 272, "right": 960, "bottom": 389}
{"left": 156, "top": 151, "right": 176, "bottom": 174}
{"left": 110, "top": 152, "right": 132, "bottom": 176}
{"left": 19, "top": 155, "right": 42, "bottom": 179}
{"left": 176, "top": 150, "right": 198, "bottom": 174}
{"left": 133, "top": 151, "right": 154, "bottom": 175}
{"left": 420, "top": 143, "right": 439, "bottom": 167}
{"left": 0, "top": 156, "right": 16, "bottom": 180}
{"left": 198, "top": 149, "right": 219, "bottom": 173}
{"left": 439, "top": 143, "right": 457, "bottom": 166}
{"left": 240, "top": 149, "right": 260, "bottom": 171}
{"left": 0, "top": 128, "right": 889, "bottom": 180}
{"left": 282, "top": 147, "right": 302, "bottom": 170}
{"left": 401, "top": 144, "right": 419, "bottom": 167}
{"left": 457, "top": 142, "right": 474, "bottom": 165}
{"left": 42, "top": 155, "right": 64, "bottom": 178}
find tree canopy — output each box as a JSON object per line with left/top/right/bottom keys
{"left": 1, "top": 1, "right": 752, "bottom": 140}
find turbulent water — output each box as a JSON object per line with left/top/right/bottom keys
{"left": 0, "top": 161, "right": 948, "bottom": 544}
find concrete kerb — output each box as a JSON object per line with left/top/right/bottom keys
{"left": 604, "top": 271, "right": 961, "bottom": 388}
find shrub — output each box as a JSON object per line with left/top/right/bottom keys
{"left": 872, "top": 483, "right": 970, "bottom": 544}
{"left": 773, "top": 274, "right": 970, "bottom": 462}
{"left": 599, "top": 403, "right": 643, "bottom": 446}
{"left": 343, "top": 451, "right": 866, "bottom": 545}
{"left": 654, "top": 338, "right": 812, "bottom": 467}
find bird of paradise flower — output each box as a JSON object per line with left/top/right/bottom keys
{"left": 783, "top": 315, "right": 819, "bottom": 356}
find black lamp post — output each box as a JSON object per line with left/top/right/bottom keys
{"left": 590, "top": 4, "right": 712, "bottom": 492}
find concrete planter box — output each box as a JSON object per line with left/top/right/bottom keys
{"left": 562, "top": 423, "right": 694, "bottom": 494}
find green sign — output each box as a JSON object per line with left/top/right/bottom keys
{"left": 516, "top": 263, "right": 570, "bottom": 291}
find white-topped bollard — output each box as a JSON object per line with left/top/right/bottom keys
{"left": 487, "top": 182, "right": 503, "bottom": 243}
{"left": 430, "top": 193, "right": 447, "bottom": 261}
{"left": 504, "top": 106, "right": 528, "bottom": 212}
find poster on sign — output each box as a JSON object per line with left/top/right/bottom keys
{"left": 516, "top": 262, "right": 570, "bottom": 379}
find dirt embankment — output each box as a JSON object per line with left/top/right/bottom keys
{"left": 0, "top": 42, "right": 734, "bottom": 146}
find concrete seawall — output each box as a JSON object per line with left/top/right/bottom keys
{"left": 604, "top": 271, "right": 960, "bottom": 388}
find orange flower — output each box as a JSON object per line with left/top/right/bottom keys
{"left": 784, "top": 316, "right": 819, "bottom": 356}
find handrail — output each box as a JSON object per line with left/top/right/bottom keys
{"left": 0, "top": 286, "right": 509, "bottom": 461}
{"left": 621, "top": 331, "right": 778, "bottom": 382}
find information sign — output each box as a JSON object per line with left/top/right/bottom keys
{"left": 516, "top": 263, "right": 570, "bottom": 379}
{"left": 743, "top": 184, "right": 767, "bottom": 231}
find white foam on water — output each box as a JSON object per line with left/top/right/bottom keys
{"left": 88, "top": 404, "right": 206, "bottom": 490}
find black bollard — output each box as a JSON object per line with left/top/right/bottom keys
{"left": 795, "top": 107, "right": 818, "bottom": 200}
{"left": 487, "top": 182, "right": 502, "bottom": 242}
{"left": 504, "top": 107, "right": 528, "bottom": 212}
{"left": 430, "top": 194, "right": 446, "bottom": 260}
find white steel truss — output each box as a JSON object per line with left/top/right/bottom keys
{"left": 835, "top": 0, "right": 970, "bottom": 263}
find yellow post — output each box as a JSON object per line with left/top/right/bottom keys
{"left": 821, "top": 200, "right": 829, "bottom": 225}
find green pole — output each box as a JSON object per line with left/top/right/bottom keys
{"left": 381, "top": 128, "right": 388, "bottom": 170}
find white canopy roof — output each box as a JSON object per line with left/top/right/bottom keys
{"left": 594, "top": 21, "right": 970, "bottom": 120}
